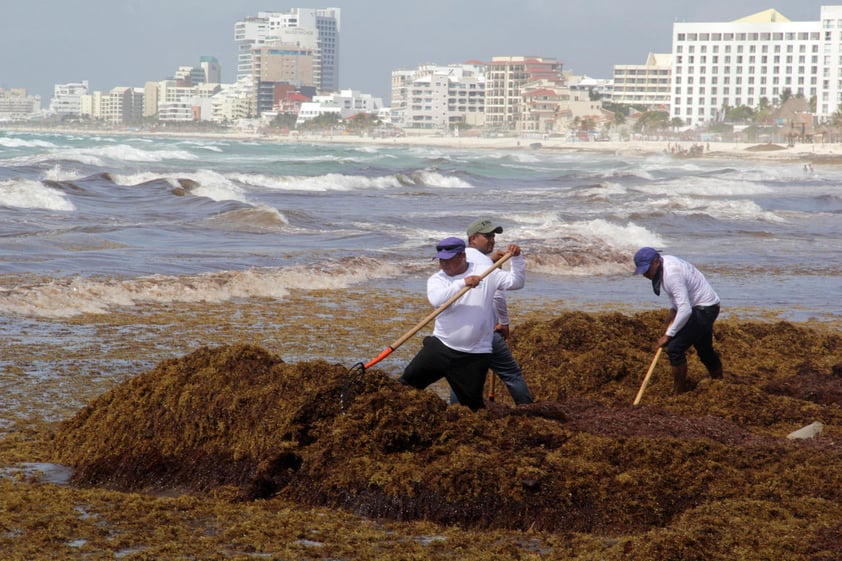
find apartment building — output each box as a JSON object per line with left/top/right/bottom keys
{"left": 612, "top": 53, "right": 672, "bottom": 109}
{"left": 234, "top": 7, "right": 340, "bottom": 115}
{"left": 671, "top": 8, "right": 824, "bottom": 125}
{"left": 212, "top": 80, "right": 255, "bottom": 123}
{"left": 391, "top": 63, "right": 486, "bottom": 129}
{"left": 0, "top": 89, "right": 41, "bottom": 118}
{"left": 817, "top": 5, "right": 842, "bottom": 119}
{"left": 50, "top": 81, "right": 89, "bottom": 116}
{"left": 484, "top": 56, "right": 564, "bottom": 130}
{"left": 252, "top": 42, "right": 316, "bottom": 115}
{"left": 520, "top": 82, "right": 606, "bottom": 135}
{"left": 158, "top": 84, "right": 223, "bottom": 122}
{"left": 295, "top": 89, "right": 383, "bottom": 126}
{"left": 199, "top": 56, "right": 222, "bottom": 84}
{"left": 100, "top": 87, "right": 143, "bottom": 124}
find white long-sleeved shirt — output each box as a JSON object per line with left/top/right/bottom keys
{"left": 428, "top": 253, "right": 525, "bottom": 353}
{"left": 660, "top": 255, "right": 720, "bottom": 337}
{"left": 465, "top": 247, "right": 510, "bottom": 325}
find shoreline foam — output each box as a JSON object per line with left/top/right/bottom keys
{"left": 3, "top": 123, "right": 837, "bottom": 163}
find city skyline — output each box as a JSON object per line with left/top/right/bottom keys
{"left": 0, "top": 1, "right": 829, "bottom": 104}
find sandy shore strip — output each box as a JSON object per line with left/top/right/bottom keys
{"left": 295, "top": 132, "right": 840, "bottom": 163}
{"left": 4, "top": 123, "right": 839, "bottom": 163}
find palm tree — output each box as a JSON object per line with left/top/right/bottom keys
{"left": 830, "top": 104, "right": 842, "bottom": 129}
{"left": 669, "top": 117, "right": 685, "bottom": 132}
{"left": 633, "top": 111, "right": 669, "bottom": 134}
{"left": 779, "top": 88, "right": 793, "bottom": 105}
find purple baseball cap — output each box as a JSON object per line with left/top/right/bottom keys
{"left": 633, "top": 247, "right": 661, "bottom": 274}
{"left": 435, "top": 237, "right": 466, "bottom": 259}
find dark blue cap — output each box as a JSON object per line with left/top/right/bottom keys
{"left": 634, "top": 247, "right": 660, "bottom": 275}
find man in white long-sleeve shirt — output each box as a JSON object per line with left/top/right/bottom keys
{"left": 463, "top": 218, "right": 533, "bottom": 404}
{"left": 633, "top": 247, "right": 724, "bottom": 394}
{"left": 400, "top": 236, "right": 526, "bottom": 410}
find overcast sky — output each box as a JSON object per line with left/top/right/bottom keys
{"left": 0, "top": 1, "right": 828, "bottom": 104}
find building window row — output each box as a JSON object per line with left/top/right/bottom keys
{"left": 677, "top": 44, "right": 818, "bottom": 54}
{"left": 677, "top": 32, "right": 820, "bottom": 41}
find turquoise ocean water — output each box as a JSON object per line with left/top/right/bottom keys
{"left": 0, "top": 131, "right": 839, "bottom": 323}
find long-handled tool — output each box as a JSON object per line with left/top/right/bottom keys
{"left": 633, "top": 347, "right": 662, "bottom": 405}
{"left": 341, "top": 252, "right": 514, "bottom": 410}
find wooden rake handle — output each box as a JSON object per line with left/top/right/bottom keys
{"left": 633, "top": 346, "right": 662, "bottom": 406}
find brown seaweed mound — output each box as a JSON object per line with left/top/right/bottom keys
{"left": 52, "top": 312, "right": 842, "bottom": 558}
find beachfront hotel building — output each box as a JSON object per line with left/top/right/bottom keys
{"left": 252, "top": 41, "right": 316, "bottom": 115}
{"left": 484, "top": 56, "right": 564, "bottom": 130}
{"left": 234, "top": 8, "right": 340, "bottom": 115}
{"left": 390, "top": 63, "right": 486, "bottom": 129}
{"left": 669, "top": 7, "right": 842, "bottom": 126}
{"left": 99, "top": 87, "right": 143, "bottom": 125}
{"left": 295, "top": 89, "right": 383, "bottom": 126}
{"left": 612, "top": 53, "right": 672, "bottom": 110}
{"left": 0, "top": 89, "right": 41, "bottom": 119}
{"left": 49, "top": 81, "right": 89, "bottom": 116}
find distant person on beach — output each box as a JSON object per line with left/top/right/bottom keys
{"left": 455, "top": 218, "right": 533, "bottom": 405}
{"left": 633, "top": 247, "right": 724, "bottom": 394}
{"left": 400, "top": 236, "right": 526, "bottom": 410}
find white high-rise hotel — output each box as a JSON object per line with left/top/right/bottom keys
{"left": 672, "top": 6, "right": 842, "bottom": 125}
{"left": 234, "top": 8, "right": 340, "bottom": 93}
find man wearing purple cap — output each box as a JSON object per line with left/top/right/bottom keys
{"left": 399, "top": 236, "right": 526, "bottom": 410}
{"left": 633, "top": 247, "right": 724, "bottom": 394}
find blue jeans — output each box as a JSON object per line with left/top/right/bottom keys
{"left": 450, "top": 331, "right": 533, "bottom": 405}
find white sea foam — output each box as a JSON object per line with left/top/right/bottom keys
{"left": 574, "top": 181, "right": 628, "bottom": 199}
{"left": 657, "top": 195, "right": 785, "bottom": 222}
{"left": 576, "top": 219, "right": 662, "bottom": 246}
{"left": 239, "top": 172, "right": 402, "bottom": 192}
{"left": 176, "top": 139, "right": 228, "bottom": 152}
{"left": 508, "top": 214, "right": 663, "bottom": 250}
{"left": 611, "top": 167, "right": 656, "bottom": 181}
{"left": 507, "top": 152, "right": 542, "bottom": 163}
{"left": 18, "top": 150, "right": 105, "bottom": 167}
{"left": 109, "top": 171, "right": 170, "bottom": 186}
{"left": 0, "top": 179, "right": 75, "bottom": 211}
{"left": 0, "top": 137, "right": 57, "bottom": 149}
{"left": 638, "top": 176, "right": 773, "bottom": 197}
{"left": 106, "top": 170, "right": 249, "bottom": 203}
{"left": 14, "top": 143, "right": 199, "bottom": 168}
{"left": 87, "top": 144, "right": 199, "bottom": 162}
{"left": 181, "top": 170, "right": 249, "bottom": 202}
{"left": 0, "top": 258, "right": 404, "bottom": 318}
{"left": 415, "top": 170, "right": 473, "bottom": 188}
{"left": 42, "top": 165, "right": 85, "bottom": 182}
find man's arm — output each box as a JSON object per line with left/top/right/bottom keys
{"left": 665, "top": 281, "right": 691, "bottom": 337}
{"left": 493, "top": 244, "right": 525, "bottom": 291}
{"left": 426, "top": 272, "right": 466, "bottom": 308}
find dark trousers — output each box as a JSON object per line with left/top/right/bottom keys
{"left": 400, "top": 336, "right": 490, "bottom": 411}
{"left": 666, "top": 305, "right": 722, "bottom": 373}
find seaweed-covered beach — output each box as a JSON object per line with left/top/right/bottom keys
{"left": 2, "top": 290, "right": 840, "bottom": 560}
